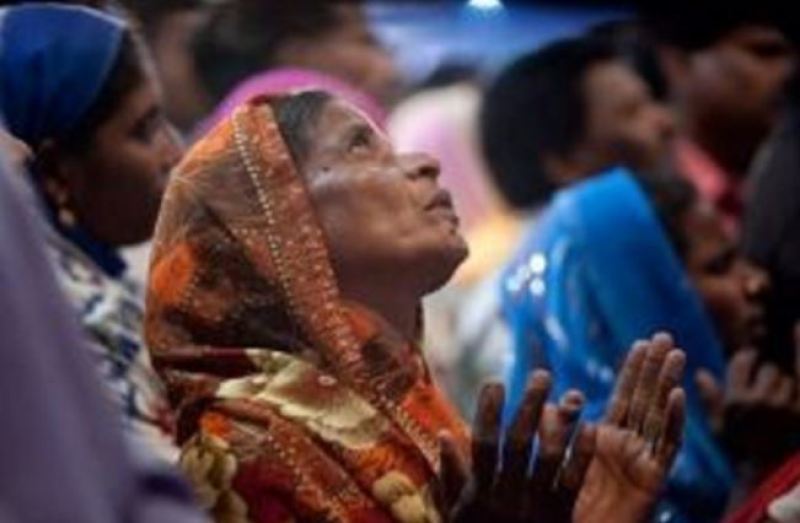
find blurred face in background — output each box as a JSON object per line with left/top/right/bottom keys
{"left": 579, "top": 60, "right": 676, "bottom": 171}
{"left": 671, "top": 25, "right": 795, "bottom": 159}
{"left": 44, "top": 62, "right": 183, "bottom": 247}
{"left": 146, "top": 6, "right": 212, "bottom": 132}
{"left": 65, "top": 76, "right": 183, "bottom": 245}
{"left": 550, "top": 58, "right": 675, "bottom": 183}
{"left": 275, "top": 4, "right": 401, "bottom": 107}
{"left": 682, "top": 201, "right": 770, "bottom": 351}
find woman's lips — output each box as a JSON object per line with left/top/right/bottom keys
{"left": 425, "top": 189, "right": 460, "bottom": 227}
{"left": 425, "top": 188, "right": 455, "bottom": 211}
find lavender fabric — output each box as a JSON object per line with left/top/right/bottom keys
{"left": 0, "top": 153, "right": 206, "bottom": 523}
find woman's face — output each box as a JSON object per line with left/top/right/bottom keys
{"left": 298, "top": 99, "right": 468, "bottom": 298}
{"left": 682, "top": 202, "right": 769, "bottom": 351}
{"left": 61, "top": 74, "right": 182, "bottom": 246}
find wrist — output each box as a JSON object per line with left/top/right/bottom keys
{"left": 575, "top": 484, "right": 653, "bottom": 523}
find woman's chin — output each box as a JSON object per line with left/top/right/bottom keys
{"left": 425, "top": 243, "right": 470, "bottom": 294}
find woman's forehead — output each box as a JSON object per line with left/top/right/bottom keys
{"left": 319, "top": 97, "right": 386, "bottom": 139}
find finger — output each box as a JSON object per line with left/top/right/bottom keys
{"left": 530, "top": 391, "right": 583, "bottom": 494}
{"left": 499, "top": 371, "right": 551, "bottom": 492}
{"left": 655, "top": 388, "right": 685, "bottom": 469}
{"left": 727, "top": 349, "right": 758, "bottom": 391}
{"left": 753, "top": 364, "right": 781, "bottom": 400}
{"left": 439, "top": 431, "right": 470, "bottom": 509}
{"left": 560, "top": 422, "right": 597, "bottom": 492}
{"left": 695, "top": 368, "right": 724, "bottom": 415}
{"left": 695, "top": 368, "right": 725, "bottom": 433}
{"left": 643, "top": 349, "right": 686, "bottom": 445}
{"left": 606, "top": 341, "right": 648, "bottom": 425}
{"left": 472, "top": 381, "right": 504, "bottom": 494}
{"left": 772, "top": 376, "right": 795, "bottom": 407}
{"left": 628, "top": 334, "right": 672, "bottom": 432}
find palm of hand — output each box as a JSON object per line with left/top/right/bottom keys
{"left": 589, "top": 423, "right": 667, "bottom": 499}
{"left": 574, "top": 423, "right": 673, "bottom": 523}
{"left": 575, "top": 334, "right": 686, "bottom": 523}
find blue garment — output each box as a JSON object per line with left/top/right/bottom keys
{"left": 0, "top": 3, "right": 128, "bottom": 276}
{"left": 501, "top": 169, "right": 733, "bottom": 522}
{"left": 0, "top": 4, "right": 125, "bottom": 147}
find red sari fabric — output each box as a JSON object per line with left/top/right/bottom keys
{"left": 726, "top": 453, "right": 800, "bottom": 523}
{"left": 145, "top": 98, "right": 469, "bottom": 522}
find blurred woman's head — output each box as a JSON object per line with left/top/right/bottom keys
{"left": 193, "top": 1, "right": 399, "bottom": 109}
{"left": 641, "top": 173, "right": 769, "bottom": 351}
{"left": 0, "top": 4, "right": 182, "bottom": 247}
{"left": 648, "top": 5, "right": 795, "bottom": 173}
{"left": 482, "top": 36, "right": 675, "bottom": 210}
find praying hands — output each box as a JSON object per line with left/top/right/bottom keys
{"left": 441, "top": 332, "right": 686, "bottom": 522}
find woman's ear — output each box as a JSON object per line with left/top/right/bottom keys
{"left": 35, "top": 139, "right": 86, "bottom": 227}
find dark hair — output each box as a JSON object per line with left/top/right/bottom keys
{"left": 588, "top": 20, "right": 668, "bottom": 101}
{"left": 644, "top": 5, "right": 792, "bottom": 51}
{"left": 480, "top": 37, "right": 616, "bottom": 209}
{"left": 634, "top": 171, "right": 698, "bottom": 260}
{"left": 63, "top": 30, "right": 146, "bottom": 150}
{"left": 193, "top": 1, "right": 354, "bottom": 104}
{"left": 271, "top": 90, "right": 333, "bottom": 166}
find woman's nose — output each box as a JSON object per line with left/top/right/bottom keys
{"left": 401, "top": 152, "right": 440, "bottom": 180}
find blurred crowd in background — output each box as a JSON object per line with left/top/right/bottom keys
{"left": 3, "top": 0, "right": 800, "bottom": 522}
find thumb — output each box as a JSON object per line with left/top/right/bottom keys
{"left": 695, "top": 369, "right": 724, "bottom": 431}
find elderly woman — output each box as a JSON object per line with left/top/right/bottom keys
{"left": 144, "top": 91, "right": 685, "bottom": 522}
{"left": 0, "top": 4, "right": 182, "bottom": 457}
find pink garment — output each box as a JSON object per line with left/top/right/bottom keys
{"left": 674, "top": 137, "right": 743, "bottom": 234}
{"left": 195, "top": 67, "right": 387, "bottom": 137}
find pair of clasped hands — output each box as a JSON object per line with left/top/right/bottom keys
{"left": 438, "top": 333, "right": 685, "bottom": 523}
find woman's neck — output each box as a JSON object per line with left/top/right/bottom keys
{"left": 342, "top": 284, "right": 420, "bottom": 342}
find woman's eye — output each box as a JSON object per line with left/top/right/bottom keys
{"left": 348, "top": 130, "right": 371, "bottom": 153}
{"left": 130, "top": 112, "right": 161, "bottom": 143}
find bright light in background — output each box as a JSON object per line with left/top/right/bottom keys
{"left": 467, "top": 0, "right": 504, "bottom": 12}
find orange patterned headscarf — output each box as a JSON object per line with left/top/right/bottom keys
{"left": 145, "top": 97, "right": 468, "bottom": 522}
